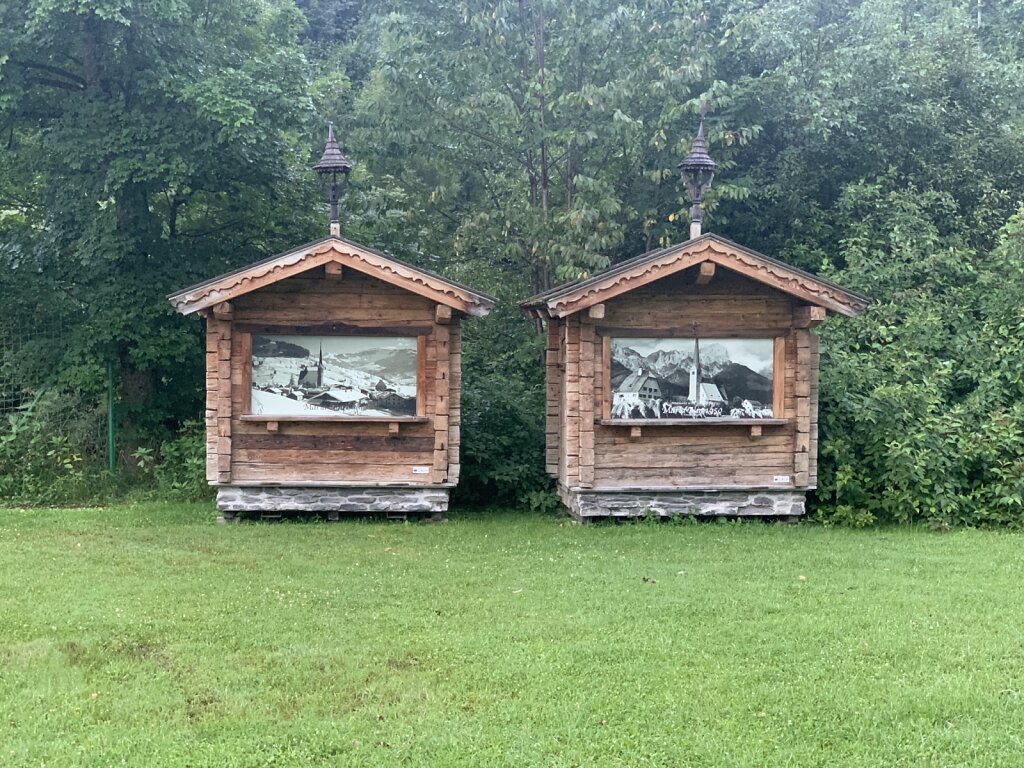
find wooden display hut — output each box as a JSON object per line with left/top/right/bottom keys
{"left": 170, "top": 235, "right": 494, "bottom": 518}
{"left": 521, "top": 233, "right": 868, "bottom": 520}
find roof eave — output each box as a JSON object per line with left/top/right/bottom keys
{"left": 169, "top": 236, "right": 496, "bottom": 318}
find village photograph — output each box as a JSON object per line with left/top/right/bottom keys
{"left": 610, "top": 337, "right": 774, "bottom": 420}
{"left": 250, "top": 334, "right": 417, "bottom": 417}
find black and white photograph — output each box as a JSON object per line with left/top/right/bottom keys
{"left": 250, "top": 334, "right": 417, "bottom": 417}
{"left": 610, "top": 337, "right": 774, "bottom": 420}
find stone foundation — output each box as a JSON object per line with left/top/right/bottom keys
{"left": 567, "top": 489, "right": 806, "bottom": 520}
{"left": 216, "top": 486, "right": 449, "bottom": 515}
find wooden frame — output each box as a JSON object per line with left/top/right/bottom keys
{"left": 243, "top": 327, "right": 427, "bottom": 421}
{"left": 599, "top": 329, "right": 785, "bottom": 425}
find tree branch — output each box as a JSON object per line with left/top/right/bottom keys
{"left": 8, "top": 58, "right": 87, "bottom": 89}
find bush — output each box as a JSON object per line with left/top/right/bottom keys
{"left": 0, "top": 390, "right": 116, "bottom": 505}
{"left": 812, "top": 193, "right": 1024, "bottom": 527}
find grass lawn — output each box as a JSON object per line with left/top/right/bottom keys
{"left": 1, "top": 504, "right": 1023, "bottom": 767}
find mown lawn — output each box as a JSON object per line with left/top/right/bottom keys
{"left": 0, "top": 504, "right": 1022, "bottom": 767}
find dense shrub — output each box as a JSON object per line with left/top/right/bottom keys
{"left": 813, "top": 195, "right": 1024, "bottom": 527}
{"left": 0, "top": 391, "right": 115, "bottom": 504}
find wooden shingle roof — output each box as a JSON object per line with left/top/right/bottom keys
{"left": 169, "top": 235, "right": 496, "bottom": 317}
{"left": 521, "top": 233, "right": 869, "bottom": 319}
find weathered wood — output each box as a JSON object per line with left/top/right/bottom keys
{"left": 749, "top": 425, "right": 762, "bottom": 439}
{"left": 235, "top": 322, "right": 433, "bottom": 337}
{"left": 630, "top": 426, "right": 642, "bottom": 441}
{"left": 234, "top": 433, "right": 435, "bottom": 451}
{"left": 793, "top": 305, "right": 826, "bottom": 328}
{"left": 773, "top": 336, "right": 786, "bottom": 417}
{"left": 172, "top": 240, "right": 495, "bottom": 317}
{"left": 448, "top": 323, "right": 462, "bottom": 481}
{"left": 324, "top": 261, "right": 343, "bottom": 280}
{"left": 588, "top": 303, "right": 605, "bottom": 320}
{"left": 435, "top": 304, "right": 452, "bottom": 324}
{"left": 523, "top": 236, "right": 867, "bottom": 318}
{"left": 213, "top": 301, "right": 233, "bottom": 321}
{"left": 388, "top": 421, "right": 400, "bottom": 436}
{"left": 695, "top": 261, "right": 715, "bottom": 285}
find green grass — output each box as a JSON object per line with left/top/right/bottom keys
{"left": 1, "top": 504, "right": 1023, "bottom": 767}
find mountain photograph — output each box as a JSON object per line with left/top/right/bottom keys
{"left": 610, "top": 337, "right": 774, "bottom": 418}
{"left": 250, "top": 334, "right": 417, "bottom": 417}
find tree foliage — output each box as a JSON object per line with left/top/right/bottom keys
{"left": 2, "top": 0, "right": 1024, "bottom": 523}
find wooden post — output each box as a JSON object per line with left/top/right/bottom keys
{"left": 432, "top": 324, "right": 450, "bottom": 483}
{"left": 545, "top": 319, "right": 561, "bottom": 476}
{"left": 793, "top": 328, "right": 812, "bottom": 487}
{"left": 448, "top": 323, "right": 462, "bottom": 484}
{"left": 695, "top": 261, "right": 715, "bottom": 285}
{"left": 578, "top": 317, "right": 595, "bottom": 487}
{"left": 212, "top": 317, "right": 233, "bottom": 483}
{"left": 563, "top": 315, "right": 581, "bottom": 487}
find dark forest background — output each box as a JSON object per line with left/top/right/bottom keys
{"left": 2, "top": 0, "right": 1023, "bottom": 526}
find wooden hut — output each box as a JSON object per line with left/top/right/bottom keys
{"left": 521, "top": 233, "right": 868, "bottom": 520}
{"left": 169, "top": 235, "right": 494, "bottom": 518}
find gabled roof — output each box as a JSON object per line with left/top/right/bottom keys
{"left": 619, "top": 371, "right": 659, "bottom": 393}
{"left": 521, "top": 233, "right": 869, "bottom": 319}
{"left": 169, "top": 235, "right": 496, "bottom": 317}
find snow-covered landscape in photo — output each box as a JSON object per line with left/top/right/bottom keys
{"left": 250, "top": 334, "right": 417, "bottom": 417}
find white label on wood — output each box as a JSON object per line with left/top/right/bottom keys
{"left": 411, "top": 466, "right": 429, "bottom": 474}
{"left": 773, "top": 475, "right": 791, "bottom": 483}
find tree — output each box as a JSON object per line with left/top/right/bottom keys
{"left": 0, "top": 0, "right": 318, "bottom": 443}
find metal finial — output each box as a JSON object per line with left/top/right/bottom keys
{"left": 314, "top": 124, "right": 352, "bottom": 237}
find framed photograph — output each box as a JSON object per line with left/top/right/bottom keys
{"left": 249, "top": 334, "right": 418, "bottom": 417}
{"left": 609, "top": 337, "right": 775, "bottom": 420}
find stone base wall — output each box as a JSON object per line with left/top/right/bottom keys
{"left": 216, "top": 486, "right": 449, "bottom": 515}
{"left": 567, "top": 489, "right": 806, "bottom": 520}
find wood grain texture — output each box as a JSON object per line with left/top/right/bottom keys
{"left": 204, "top": 266, "right": 470, "bottom": 488}
{"left": 571, "top": 268, "right": 808, "bottom": 491}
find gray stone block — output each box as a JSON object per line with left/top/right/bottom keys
{"left": 216, "top": 486, "right": 450, "bottom": 515}
{"left": 569, "top": 489, "right": 807, "bottom": 521}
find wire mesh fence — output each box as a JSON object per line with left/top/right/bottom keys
{"left": 0, "top": 311, "right": 107, "bottom": 459}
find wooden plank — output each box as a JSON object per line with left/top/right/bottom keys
{"left": 235, "top": 322, "right": 432, "bottom": 336}
{"left": 213, "top": 301, "right": 233, "bottom": 320}
{"left": 448, "top": 323, "right": 462, "bottom": 480}
{"left": 773, "top": 336, "right": 786, "bottom": 417}
{"left": 432, "top": 324, "right": 451, "bottom": 483}
{"left": 596, "top": 325, "right": 787, "bottom": 339}
{"left": 793, "top": 305, "right": 826, "bottom": 328}
{"left": 233, "top": 449, "right": 434, "bottom": 466}
{"left": 324, "top": 262, "right": 343, "bottom": 280}
{"left": 435, "top": 304, "right": 452, "bottom": 324}
{"left": 416, "top": 334, "right": 428, "bottom": 417}
{"left": 588, "top": 303, "right": 605, "bottom": 320}
{"left": 695, "top": 261, "right": 715, "bottom": 285}
{"left": 231, "top": 462, "right": 436, "bottom": 483}
{"left": 233, "top": 433, "right": 435, "bottom": 451}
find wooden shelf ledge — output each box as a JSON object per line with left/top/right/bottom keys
{"left": 240, "top": 415, "right": 429, "bottom": 423}
{"left": 241, "top": 415, "right": 429, "bottom": 433}
{"left": 596, "top": 418, "right": 790, "bottom": 427}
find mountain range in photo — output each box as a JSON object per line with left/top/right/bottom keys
{"left": 611, "top": 338, "right": 772, "bottom": 405}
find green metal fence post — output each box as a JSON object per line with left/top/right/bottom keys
{"left": 107, "top": 359, "right": 116, "bottom": 473}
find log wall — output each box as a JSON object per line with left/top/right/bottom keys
{"left": 551, "top": 267, "right": 823, "bottom": 493}
{"left": 204, "top": 266, "right": 459, "bottom": 486}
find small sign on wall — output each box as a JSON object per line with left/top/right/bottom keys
{"left": 773, "top": 475, "right": 791, "bottom": 484}
{"left": 411, "top": 466, "right": 429, "bottom": 475}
